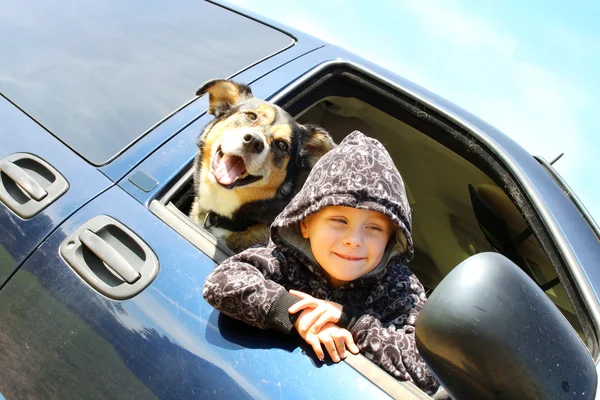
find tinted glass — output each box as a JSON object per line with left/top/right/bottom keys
{"left": 0, "top": 0, "right": 293, "bottom": 165}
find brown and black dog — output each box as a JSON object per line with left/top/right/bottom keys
{"left": 190, "top": 79, "right": 335, "bottom": 253}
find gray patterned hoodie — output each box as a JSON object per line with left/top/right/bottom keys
{"left": 203, "top": 131, "right": 439, "bottom": 394}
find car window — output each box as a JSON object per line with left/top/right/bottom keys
{"left": 0, "top": 0, "right": 293, "bottom": 165}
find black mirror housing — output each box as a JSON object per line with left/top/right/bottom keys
{"left": 416, "top": 252, "right": 596, "bottom": 399}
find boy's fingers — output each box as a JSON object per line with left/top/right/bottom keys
{"left": 312, "top": 312, "right": 336, "bottom": 332}
{"left": 289, "top": 290, "right": 311, "bottom": 299}
{"left": 306, "top": 334, "right": 325, "bottom": 361}
{"left": 331, "top": 333, "right": 347, "bottom": 360}
{"left": 300, "top": 305, "right": 326, "bottom": 332}
{"left": 288, "top": 298, "right": 318, "bottom": 314}
{"left": 320, "top": 335, "right": 340, "bottom": 363}
{"left": 343, "top": 331, "right": 360, "bottom": 354}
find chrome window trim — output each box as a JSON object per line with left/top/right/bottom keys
{"left": 535, "top": 155, "right": 600, "bottom": 240}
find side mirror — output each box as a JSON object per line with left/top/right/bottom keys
{"left": 416, "top": 252, "right": 597, "bottom": 399}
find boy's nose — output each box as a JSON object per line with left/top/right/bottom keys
{"left": 343, "top": 229, "right": 363, "bottom": 248}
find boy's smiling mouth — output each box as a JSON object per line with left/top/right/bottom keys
{"left": 333, "top": 252, "right": 366, "bottom": 261}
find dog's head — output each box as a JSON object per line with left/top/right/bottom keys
{"left": 194, "top": 79, "right": 334, "bottom": 204}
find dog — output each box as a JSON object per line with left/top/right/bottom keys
{"left": 189, "top": 79, "right": 335, "bottom": 253}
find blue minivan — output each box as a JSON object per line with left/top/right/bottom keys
{"left": 1, "top": 1, "right": 599, "bottom": 399}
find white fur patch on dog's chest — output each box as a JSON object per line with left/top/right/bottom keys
{"left": 198, "top": 183, "right": 241, "bottom": 217}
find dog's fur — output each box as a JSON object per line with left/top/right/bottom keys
{"left": 189, "top": 79, "right": 334, "bottom": 253}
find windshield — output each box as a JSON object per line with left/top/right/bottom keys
{"left": 0, "top": 1, "right": 293, "bottom": 165}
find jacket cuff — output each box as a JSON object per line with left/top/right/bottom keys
{"left": 266, "top": 290, "right": 302, "bottom": 334}
{"left": 337, "top": 305, "right": 362, "bottom": 330}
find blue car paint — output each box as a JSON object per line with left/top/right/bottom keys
{"left": 0, "top": 185, "right": 390, "bottom": 399}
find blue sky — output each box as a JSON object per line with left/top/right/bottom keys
{"left": 230, "top": 0, "right": 600, "bottom": 224}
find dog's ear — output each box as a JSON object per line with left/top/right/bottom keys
{"left": 195, "top": 79, "right": 253, "bottom": 118}
{"left": 301, "top": 125, "right": 335, "bottom": 169}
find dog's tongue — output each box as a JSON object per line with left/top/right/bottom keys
{"left": 212, "top": 154, "right": 246, "bottom": 185}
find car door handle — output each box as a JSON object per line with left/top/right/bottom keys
{"left": 79, "top": 229, "right": 141, "bottom": 284}
{"left": 0, "top": 153, "right": 69, "bottom": 218}
{"left": 60, "top": 215, "right": 159, "bottom": 300}
{"left": 0, "top": 159, "right": 48, "bottom": 201}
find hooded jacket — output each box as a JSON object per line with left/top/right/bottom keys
{"left": 203, "top": 131, "right": 439, "bottom": 394}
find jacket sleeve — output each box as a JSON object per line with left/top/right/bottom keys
{"left": 347, "top": 268, "right": 440, "bottom": 395}
{"left": 202, "top": 242, "right": 301, "bottom": 334}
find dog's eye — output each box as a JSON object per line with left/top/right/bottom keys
{"left": 245, "top": 112, "right": 258, "bottom": 121}
{"left": 276, "top": 140, "right": 289, "bottom": 152}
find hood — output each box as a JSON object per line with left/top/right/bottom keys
{"left": 272, "top": 130, "right": 413, "bottom": 281}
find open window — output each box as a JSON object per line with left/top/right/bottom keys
{"left": 151, "top": 63, "right": 596, "bottom": 358}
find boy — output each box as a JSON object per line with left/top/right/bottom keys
{"left": 203, "top": 131, "right": 439, "bottom": 394}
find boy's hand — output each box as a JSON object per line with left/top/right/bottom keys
{"left": 288, "top": 289, "right": 342, "bottom": 332}
{"left": 288, "top": 290, "right": 360, "bottom": 362}
{"left": 294, "top": 319, "right": 359, "bottom": 362}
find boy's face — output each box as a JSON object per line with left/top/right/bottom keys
{"left": 300, "top": 205, "right": 394, "bottom": 288}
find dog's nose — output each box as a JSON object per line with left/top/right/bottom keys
{"left": 243, "top": 132, "right": 265, "bottom": 154}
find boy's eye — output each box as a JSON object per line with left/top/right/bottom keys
{"left": 331, "top": 218, "right": 347, "bottom": 224}
{"left": 367, "top": 225, "right": 383, "bottom": 232}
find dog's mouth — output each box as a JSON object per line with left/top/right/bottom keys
{"left": 211, "top": 146, "right": 262, "bottom": 189}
